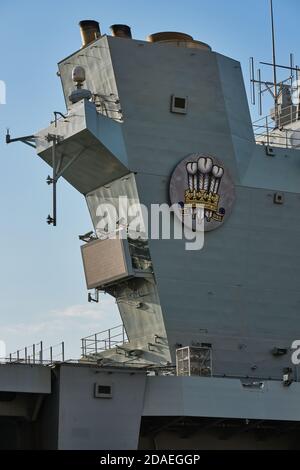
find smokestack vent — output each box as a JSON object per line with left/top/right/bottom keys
{"left": 110, "top": 24, "right": 132, "bottom": 38}
{"left": 147, "top": 31, "right": 211, "bottom": 51}
{"left": 79, "top": 20, "right": 101, "bottom": 47}
{"left": 148, "top": 32, "right": 193, "bottom": 43}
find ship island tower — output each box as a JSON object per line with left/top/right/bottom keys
{"left": 4, "top": 18, "right": 300, "bottom": 450}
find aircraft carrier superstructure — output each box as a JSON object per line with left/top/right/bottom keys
{"left": 3, "top": 18, "right": 300, "bottom": 450}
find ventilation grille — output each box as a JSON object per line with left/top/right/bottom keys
{"left": 94, "top": 383, "right": 113, "bottom": 398}
{"left": 170, "top": 95, "right": 188, "bottom": 114}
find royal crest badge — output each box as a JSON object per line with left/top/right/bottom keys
{"left": 169, "top": 153, "right": 235, "bottom": 232}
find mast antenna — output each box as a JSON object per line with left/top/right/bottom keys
{"left": 249, "top": 0, "right": 300, "bottom": 125}
{"left": 270, "top": 0, "right": 278, "bottom": 119}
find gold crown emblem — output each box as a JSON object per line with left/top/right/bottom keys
{"left": 184, "top": 189, "right": 220, "bottom": 212}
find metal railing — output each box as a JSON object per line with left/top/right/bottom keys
{"left": 81, "top": 324, "right": 128, "bottom": 357}
{"left": 5, "top": 341, "right": 65, "bottom": 365}
{"left": 253, "top": 104, "right": 300, "bottom": 149}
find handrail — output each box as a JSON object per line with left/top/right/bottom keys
{"left": 7, "top": 341, "right": 65, "bottom": 365}
{"left": 81, "top": 324, "right": 128, "bottom": 357}
{"left": 252, "top": 104, "right": 300, "bottom": 149}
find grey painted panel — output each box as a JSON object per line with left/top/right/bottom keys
{"left": 110, "top": 278, "right": 171, "bottom": 364}
{"left": 108, "top": 36, "right": 242, "bottom": 181}
{"left": 143, "top": 376, "right": 300, "bottom": 421}
{"left": 216, "top": 54, "right": 254, "bottom": 143}
{"left": 114, "top": 279, "right": 165, "bottom": 339}
{"left": 85, "top": 102, "right": 128, "bottom": 167}
{"left": 230, "top": 136, "right": 256, "bottom": 181}
{"left": 0, "top": 364, "right": 51, "bottom": 394}
{"left": 57, "top": 365, "right": 146, "bottom": 450}
{"left": 243, "top": 144, "right": 300, "bottom": 193}
{"left": 86, "top": 172, "right": 139, "bottom": 232}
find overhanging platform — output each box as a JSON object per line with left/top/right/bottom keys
{"left": 143, "top": 375, "right": 300, "bottom": 421}
{"left": 35, "top": 99, "right": 129, "bottom": 194}
{"left": 0, "top": 363, "right": 51, "bottom": 394}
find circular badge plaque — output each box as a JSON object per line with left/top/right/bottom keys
{"left": 169, "top": 153, "right": 235, "bottom": 232}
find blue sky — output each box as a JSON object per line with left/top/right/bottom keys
{"left": 0, "top": 0, "right": 299, "bottom": 359}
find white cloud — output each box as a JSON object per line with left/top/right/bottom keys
{"left": 51, "top": 303, "right": 109, "bottom": 319}
{"left": 0, "top": 295, "right": 120, "bottom": 359}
